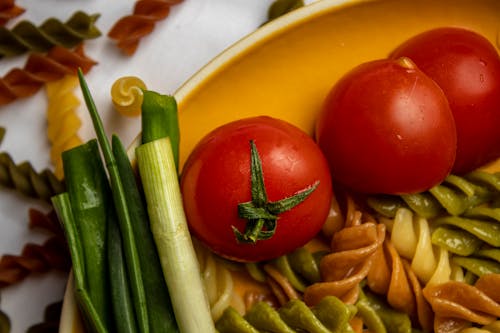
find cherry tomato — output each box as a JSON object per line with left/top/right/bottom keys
{"left": 391, "top": 27, "right": 500, "bottom": 174}
{"left": 180, "top": 116, "right": 332, "bottom": 262}
{"left": 315, "top": 58, "right": 456, "bottom": 194}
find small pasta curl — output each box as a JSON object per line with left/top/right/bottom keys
{"left": 0, "top": 0, "right": 25, "bottom": 26}
{"left": 0, "top": 11, "right": 101, "bottom": 58}
{"left": 303, "top": 196, "right": 386, "bottom": 306}
{"left": 423, "top": 274, "right": 500, "bottom": 333}
{"left": 108, "top": 0, "right": 184, "bottom": 56}
{"left": 45, "top": 75, "right": 83, "bottom": 179}
{"left": 386, "top": 207, "right": 452, "bottom": 285}
{"left": 111, "top": 76, "right": 147, "bottom": 117}
{"left": 0, "top": 44, "right": 97, "bottom": 106}
{"left": 193, "top": 239, "right": 243, "bottom": 321}
{"left": 25, "top": 301, "right": 63, "bottom": 333}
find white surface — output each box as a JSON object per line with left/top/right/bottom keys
{"left": 0, "top": 1, "right": 281, "bottom": 331}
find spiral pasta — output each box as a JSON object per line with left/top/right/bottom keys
{"left": 0, "top": 44, "right": 97, "bottom": 106}
{"left": 0, "top": 11, "right": 101, "bottom": 58}
{"left": 0, "top": 129, "right": 65, "bottom": 202}
{"left": 216, "top": 296, "right": 355, "bottom": 333}
{"left": 45, "top": 75, "right": 83, "bottom": 179}
{"left": 193, "top": 239, "right": 244, "bottom": 321}
{"left": 25, "top": 301, "right": 62, "bottom": 333}
{"left": 303, "top": 197, "right": 386, "bottom": 306}
{"left": 0, "top": 236, "right": 70, "bottom": 288}
{"left": 107, "top": 0, "right": 184, "bottom": 55}
{"left": 111, "top": 76, "right": 147, "bottom": 117}
{"left": 0, "top": 0, "right": 25, "bottom": 26}
{"left": 423, "top": 274, "right": 500, "bottom": 333}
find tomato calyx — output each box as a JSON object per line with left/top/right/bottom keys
{"left": 233, "top": 140, "right": 320, "bottom": 244}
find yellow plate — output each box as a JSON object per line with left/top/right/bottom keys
{"left": 60, "top": 0, "right": 500, "bottom": 330}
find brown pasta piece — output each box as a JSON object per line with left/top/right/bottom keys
{"left": 423, "top": 279, "right": 500, "bottom": 333}
{"left": 262, "top": 263, "right": 300, "bottom": 306}
{"left": 28, "top": 208, "right": 63, "bottom": 237}
{"left": 303, "top": 196, "right": 386, "bottom": 306}
{"left": 108, "top": 0, "right": 184, "bottom": 55}
{"left": 0, "top": 236, "right": 70, "bottom": 288}
{"left": 0, "top": 44, "right": 97, "bottom": 106}
{"left": 0, "top": 0, "right": 24, "bottom": 26}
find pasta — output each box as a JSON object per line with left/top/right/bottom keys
{"left": 303, "top": 196, "right": 386, "bottom": 306}
{"left": 266, "top": 0, "right": 304, "bottom": 23}
{"left": 216, "top": 296, "right": 355, "bottom": 333}
{"left": 25, "top": 301, "right": 62, "bottom": 333}
{"left": 0, "top": 236, "right": 70, "bottom": 288}
{"left": 423, "top": 275, "right": 500, "bottom": 333}
{"left": 107, "top": 0, "right": 184, "bottom": 56}
{"left": 110, "top": 76, "right": 147, "bottom": 117}
{"left": 0, "top": 44, "right": 97, "bottom": 106}
{"left": 45, "top": 75, "right": 83, "bottom": 179}
{"left": 0, "top": 11, "right": 101, "bottom": 58}
{"left": 0, "top": 0, "right": 25, "bottom": 26}
{"left": 0, "top": 304, "right": 9, "bottom": 333}
{"left": 193, "top": 238, "right": 244, "bottom": 321}
{"left": 0, "top": 128, "right": 65, "bottom": 202}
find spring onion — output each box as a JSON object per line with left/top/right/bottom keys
{"left": 136, "top": 137, "right": 216, "bottom": 333}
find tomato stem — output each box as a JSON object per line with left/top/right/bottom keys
{"left": 233, "top": 140, "right": 319, "bottom": 244}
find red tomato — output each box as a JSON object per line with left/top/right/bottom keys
{"left": 180, "top": 116, "right": 332, "bottom": 262}
{"left": 316, "top": 58, "right": 457, "bottom": 194}
{"left": 391, "top": 27, "right": 500, "bottom": 174}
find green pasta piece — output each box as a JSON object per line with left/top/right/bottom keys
{"left": 401, "top": 192, "right": 443, "bottom": 218}
{"left": 287, "top": 247, "right": 322, "bottom": 284}
{"left": 464, "top": 206, "right": 500, "bottom": 222}
{"left": 428, "top": 184, "right": 471, "bottom": 215}
{"left": 267, "top": 0, "right": 304, "bottom": 22}
{"left": 465, "top": 171, "right": 500, "bottom": 192}
{"left": 272, "top": 255, "right": 308, "bottom": 292}
{"left": 0, "top": 11, "right": 101, "bottom": 58}
{"left": 452, "top": 256, "right": 500, "bottom": 277}
{"left": 431, "top": 226, "right": 483, "bottom": 256}
{"left": 433, "top": 216, "right": 500, "bottom": 247}
{"left": 216, "top": 307, "right": 259, "bottom": 333}
{"left": 359, "top": 291, "right": 412, "bottom": 333}
{"left": 366, "top": 194, "right": 407, "bottom": 218}
{"left": 245, "top": 262, "right": 267, "bottom": 283}
{"left": 278, "top": 299, "right": 331, "bottom": 333}
{"left": 245, "top": 301, "right": 295, "bottom": 333}
{"left": 475, "top": 248, "right": 500, "bottom": 263}
{"left": 312, "top": 296, "right": 355, "bottom": 333}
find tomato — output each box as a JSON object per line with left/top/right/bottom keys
{"left": 180, "top": 116, "right": 332, "bottom": 262}
{"left": 315, "top": 58, "right": 456, "bottom": 194}
{"left": 391, "top": 27, "right": 500, "bottom": 174}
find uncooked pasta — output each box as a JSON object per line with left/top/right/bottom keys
{"left": 108, "top": 0, "right": 184, "bottom": 55}
{"left": 45, "top": 75, "right": 83, "bottom": 179}
{"left": 0, "top": 11, "right": 101, "bottom": 58}
{"left": 0, "top": 0, "right": 24, "bottom": 26}
{"left": 0, "top": 44, "right": 97, "bottom": 106}
{"left": 110, "top": 76, "right": 147, "bottom": 117}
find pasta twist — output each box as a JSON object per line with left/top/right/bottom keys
{"left": 45, "top": 75, "right": 83, "bottom": 179}
{"left": 0, "top": 303, "right": 9, "bottom": 333}
{"left": 0, "top": 0, "right": 25, "bottom": 26}
{"left": 216, "top": 296, "right": 355, "bottom": 333}
{"left": 0, "top": 236, "right": 70, "bottom": 288}
{"left": 193, "top": 239, "right": 244, "bottom": 321}
{"left": 303, "top": 197, "right": 386, "bottom": 306}
{"left": 423, "top": 274, "right": 500, "bottom": 333}
{"left": 111, "top": 76, "right": 147, "bottom": 117}
{"left": 0, "top": 127, "right": 65, "bottom": 201}
{"left": 108, "top": 0, "right": 184, "bottom": 55}
{"left": 368, "top": 171, "right": 499, "bottom": 219}
{"left": 0, "top": 11, "right": 101, "bottom": 58}
{"left": 0, "top": 44, "right": 97, "bottom": 106}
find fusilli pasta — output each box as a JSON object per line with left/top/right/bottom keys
{"left": 107, "top": 0, "right": 184, "bottom": 55}
{"left": 0, "top": 44, "right": 97, "bottom": 106}
{"left": 0, "top": 0, "right": 24, "bottom": 26}
{"left": 0, "top": 11, "right": 101, "bottom": 58}
{"left": 45, "top": 75, "right": 82, "bottom": 179}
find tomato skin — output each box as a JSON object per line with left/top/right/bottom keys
{"left": 180, "top": 116, "right": 332, "bottom": 262}
{"left": 316, "top": 58, "right": 456, "bottom": 194}
{"left": 391, "top": 27, "right": 500, "bottom": 174}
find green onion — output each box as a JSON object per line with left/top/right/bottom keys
{"left": 112, "top": 135, "right": 178, "bottom": 333}
{"left": 78, "top": 69, "right": 149, "bottom": 333}
{"left": 136, "top": 137, "right": 216, "bottom": 333}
